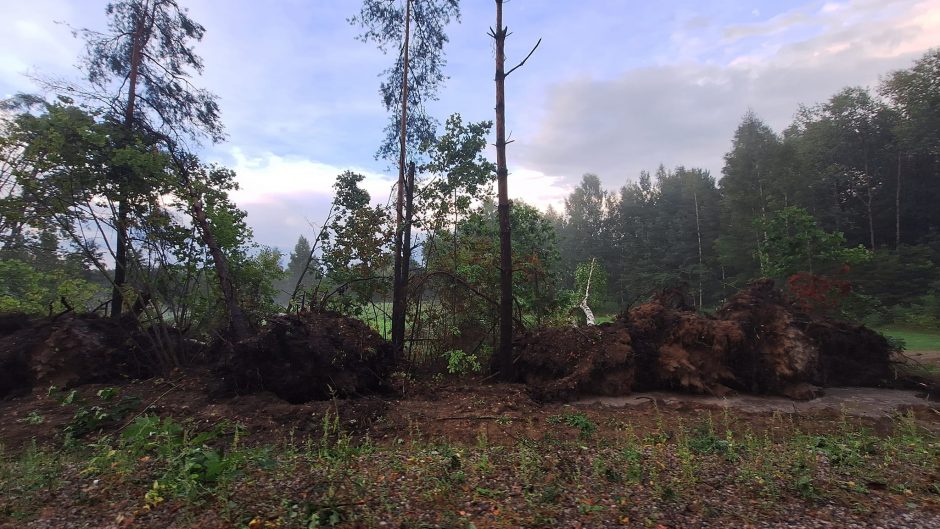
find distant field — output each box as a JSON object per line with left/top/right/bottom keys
{"left": 878, "top": 326, "right": 940, "bottom": 352}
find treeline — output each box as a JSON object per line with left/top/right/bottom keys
{"left": 551, "top": 49, "right": 940, "bottom": 326}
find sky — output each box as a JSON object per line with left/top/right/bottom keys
{"left": 1, "top": 0, "right": 938, "bottom": 253}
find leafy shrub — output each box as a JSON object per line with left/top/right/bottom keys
{"left": 443, "top": 349, "right": 482, "bottom": 375}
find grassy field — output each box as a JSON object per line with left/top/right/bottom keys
{"left": 878, "top": 326, "right": 940, "bottom": 352}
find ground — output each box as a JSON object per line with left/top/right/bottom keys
{"left": 1, "top": 364, "right": 939, "bottom": 529}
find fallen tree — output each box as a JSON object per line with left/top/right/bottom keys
{"left": 214, "top": 310, "right": 394, "bottom": 404}
{"left": 0, "top": 312, "right": 153, "bottom": 398}
{"left": 516, "top": 280, "right": 897, "bottom": 401}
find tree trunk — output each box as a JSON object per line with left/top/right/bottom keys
{"left": 110, "top": 16, "right": 143, "bottom": 319}
{"left": 693, "top": 187, "right": 703, "bottom": 308}
{"left": 580, "top": 257, "right": 596, "bottom": 325}
{"left": 189, "top": 188, "right": 250, "bottom": 341}
{"left": 401, "top": 161, "right": 416, "bottom": 356}
{"left": 896, "top": 150, "right": 902, "bottom": 250}
{"left": 391, "top": 0, "right": 412, "bottom": 361}
{"left": 491, "top": 0, "right": 514, "bottom": 379}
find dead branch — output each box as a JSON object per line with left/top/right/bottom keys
{"left": 505, "top": 38, "right": 541, "bottom": 78}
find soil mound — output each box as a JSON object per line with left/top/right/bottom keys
{"left": 216, "top": 311, "right": 394, "bottom": 404}
{"left": 0, "top": 313, "right": 148, "bottom": 398}
{"left": 515, "top": 323, "right": 634, "bottom": 401}
{"left": 517, "top": 279, "right": 894, "bottom": 401}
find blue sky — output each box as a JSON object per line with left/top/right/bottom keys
{"left": 2, "top": 0, "right": 938, "bottom": 252}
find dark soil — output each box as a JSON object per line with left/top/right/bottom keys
{"left": 214, "top": 310, "right": 395, "bottom": 404}
{"left": 517, "top": 280, "right": 899, "bottom": 401}
{"left": 0, "top": 312, "right": 151, "bottom": 399}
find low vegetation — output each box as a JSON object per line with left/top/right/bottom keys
{"left": 2, "top": 400, "right": 938, "bottom": 528}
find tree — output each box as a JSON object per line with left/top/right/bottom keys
{"left": 489, "top": 0, "right": 540, "bottom": 378}
{"left": 351, "top": 0, "right": 461, "bottom": 359}
{"left": 70, "top": 1, "right": 257, "bottom": 339}
{"left": 881, "top": 49, "right": 940, "bottom": 247}
{"left": 560, "top": 174, "right": 611, "bottom": 277}
{"left": 755, "top": 206, "right": 870, "bottom": 279}
{"left": 320, "top": 171, "right": 392, "bottom": 315}
{"left": 718, "top": 112, "right": 782, "bottom": 285}
{"left": 75, "top": 0, "right": 222, "bottom": 318}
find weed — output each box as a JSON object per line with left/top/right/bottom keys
{"left": 62, "top": 387, "right": 141, "bottom": 439}
{"left": 577, "top": 499, "right": 605, "bottom": 514}
{"left": 547, "top": 413, "right": 598, "bottom": 440}
{"left": 16, "top": 411, "right": 44, "bottom": 425}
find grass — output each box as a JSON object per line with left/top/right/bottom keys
{"left": 878, "top": 326, "right": 940, "bottom": 352}
{"left": 2, "top": 409, "right": 938, "bottom": 528}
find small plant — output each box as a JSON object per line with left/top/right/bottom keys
{"left": 547, "top": 412, "right": 597, "bottom": 439}
{"left": 577, "top": 499, "right": 605, "bottom": 514}
{"left": 65, "top": 391, "right": 141, "bottom": 439}
{"left": 442, "top": 349, "right": 482, "bottom": 375}
{"left": 564, "top": 413, "right": 597, "bottom": 440}
{"left": 16, "top": 411, "right": 45, "bottom": 425}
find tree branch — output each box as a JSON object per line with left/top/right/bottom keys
{"left": 504, "top": 38, "right": 541, "bottom": 78}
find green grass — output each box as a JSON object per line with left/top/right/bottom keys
{"left": 878, "top": 326, "right": 940, "bottom": 352}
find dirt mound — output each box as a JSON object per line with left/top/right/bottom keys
{"left": 0, "top": 313, "right": 149, "bottom": 398}
{"left": 716, "top": 279, "right": 821, "bottom": 396}
{"left": 216, "top": 311, "right": 394, "bottom": 404}
{"left": 517, "top": 279, "right": 894, "bottom": 401}
{"left": 515, "top": 323, "right": 634, "bottom": 401}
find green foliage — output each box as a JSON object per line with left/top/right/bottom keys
{"left": 442, "top": 349, "right": 482, "bottom": 375}
{"left": 63, "top": 388, "right": 141, "bottom": 440}
{"left": 755, "top": 206, "right": 870, "bottom": 278}
{"left": 320, "top": 171, "right": 391, "bottom": 316}
{"left": 0, "top": 259, "right": 103, "bottom": 315}
{"left": 548, "top": 413, "right": 597, "bottom": 440}
{"left": 87, "top": 415, "right": 247, "bottom": 502}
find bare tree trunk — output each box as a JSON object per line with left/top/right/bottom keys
{"left": 693, "top": 187, "right": 703, "bottom": 308}
{"left": 580, "top": 257, "right": 596, "bottom": 325}
{"left": 896, "top": 150, "right": 902, "bottom": 251}
{"left": 491, "top": 0, "right": 513, "bottom": 379}
{"left": 401, "top": 161, "right": 416, "bottom": 356}
{"left": 391, "top": 0, "right": 412, "bottom": 361}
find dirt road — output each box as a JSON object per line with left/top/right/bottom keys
{"left": 578, "top": 387, "right": 938, "bottom": 418}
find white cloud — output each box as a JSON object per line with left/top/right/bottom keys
{"left": 516, "top": 0, "right": 940, "bottom": 192}
{"left": 508, "top": 168, "right": 572, "bottom": 212}
{"left": 227, "top": 147, "right": 395, "bottom": 206}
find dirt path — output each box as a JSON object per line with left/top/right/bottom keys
{"left": 906, "top": 350, "right": 940, "bottom": 365}
{"left": 577, "top": 387, "right": 938, "bottom": 418}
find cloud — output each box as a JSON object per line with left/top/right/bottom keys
{"left": 223, "top": 147, "right": 399, "bottom": 250}
{"left": 227, "top": 147, "right": 396, "bottom": 206}
{"left": 508, "top": 168, "right": 573, "bottom": 212}
{"left": 516, "top": 0, "right": 940, "bottom": 192}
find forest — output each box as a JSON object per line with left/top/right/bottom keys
{"left": 1, "top": 1, "right": 939, "bottom": 528}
